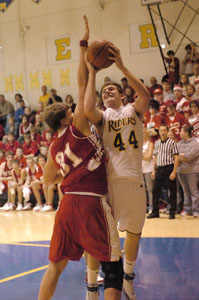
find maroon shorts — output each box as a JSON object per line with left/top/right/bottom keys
{"left": 49, "top": 194, "right": 121, "bottom": 263}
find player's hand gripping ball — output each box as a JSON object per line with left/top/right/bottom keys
{"left": 87, "top": 40, "right": 115, "bottom": 70}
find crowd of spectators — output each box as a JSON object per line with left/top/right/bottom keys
{"left": 0, "top": 87, "right": 76, "bottom": 211}
{"left": 0, "top": 43, "right": 199, "bottom": 218}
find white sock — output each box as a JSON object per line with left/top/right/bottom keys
{"left": 124, "top": 257, "right": 135, "bottom": 275}
{"left": 87, "top": 267, "right": 99, "bottom": 286}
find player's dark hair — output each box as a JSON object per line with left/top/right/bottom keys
{"left": 44, "top": 103, "right": 69, "bottom": 131}
{"left": 12, "top": 159, "right": 20, "bottom": 165}
{"left": 190, "top": 99, "right": 199, "bottom": 108}
{"left": 185, "top": 44, "right": 192, "bottom": 51}
{"left": 5, "top": 151, "right": 14, "bottom": 157}
{"left": 149, "top": 99, "right": 159, "bottom": 110}
{"left": 37, "top": 154, "right": 47, "bottom": 162}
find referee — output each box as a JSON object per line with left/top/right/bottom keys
{"left": 147, "top": 124, "right": 179, "bottom": 219}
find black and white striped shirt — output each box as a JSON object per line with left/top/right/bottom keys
{"left": 153, "top": 138, "right": 178, "bottom": 167}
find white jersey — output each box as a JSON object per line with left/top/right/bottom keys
{"left": 102, "top": 104, "right": 144, "bottom": 183}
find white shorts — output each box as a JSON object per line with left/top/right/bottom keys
{"left": 108, "top": 180, "right": 146, "bottom": 234}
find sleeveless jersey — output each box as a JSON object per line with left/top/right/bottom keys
{"left": 13, "top": 169, "right": 22, "bottom": 183}
{"left": 25, "top": 166, "right": 38, "bottom": 185}
{"left": 102, "top": 103, "right": 144, "bottom": 183}
{"left": 1, "top": 162, "right": 12, "bottom": 177}
{"left": 50, "top": 124, "right": 107, "bottom": 196}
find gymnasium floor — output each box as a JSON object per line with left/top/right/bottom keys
{"left": 0, "top": 211, "right": 199, "bottom": 300}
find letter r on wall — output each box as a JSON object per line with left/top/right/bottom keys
{"left": 139, "top": 24, "right": 158, "bottom": 49}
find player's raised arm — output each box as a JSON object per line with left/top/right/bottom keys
{"left": 108, "top": 45, "right": 150, "bottom": 115}
{"left": 75, "top": 15, "right": 89, "bottom": 113}
{"left": 84, "top": 55, "right": 103, "bottom": 126}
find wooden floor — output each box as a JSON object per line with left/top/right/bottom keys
{"left": 0, "top": 211, "right": 199, "bottom": 244}
{"left": 1, "top": 211, "right": 199, "bottom": 300}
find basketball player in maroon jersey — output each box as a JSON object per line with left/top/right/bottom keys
{"left": 38, "top": 16, "right": 123, "bottom": 300}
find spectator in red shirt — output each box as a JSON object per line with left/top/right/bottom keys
{"left": 18, "top": 115, "right": 32, "bottom": 144}
{"left": 165, "top": 50, "right": 180, "bottom": 84}
{"left": 0, "top": 124, "right": 4, "bottom": 140}
{"left": 5, "top": 133, "right": 21, "bottom": 154}
{"left": 0, "top": 142, "right": 5, "bottom": 151}
{"left": 186, "top": 84, "right": 196, "bottom": 102}
{"left": 149, "top": 77, "right": 162, "bottom": 97}
{"left": 22, "top": 133, "right": 39, "bottom": 157}
{"left": 14, "top": 148, "right": 27, "bottom": 168}
{"left": 145, "top": 99, "right": 163, "bottom": 143}
{"left": 174, "top": 85, "right": 190, "bottom": 119}
{"left": 42, "top": 130, "right": 55, "bottom": 147}
{"left": 153, "top": 88, "right": 167, "bottom": 121}
{"left": 30, "top": 126, "right": 43, "bottom": 147}
{"left": 165, "top": 100, "right": 188, "bottom": 141}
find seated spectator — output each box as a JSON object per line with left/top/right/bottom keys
{"left": 174, "top": 85, "right": 190, "bottom": 119}
{"left": 142, "top": 127, "right": 154, "bottom": 214}
{"left": 14, "top": 93, "right": 28, "bottom": 109}
{"left": 123, "top": 86, "right": 135, "bottom": 104}
{"left": 36, "top": 102, "right": 45, "bottom": 117}
{"left": 194, "top": 83, "right": 199, "bottom": 100}
{"left": 190, "top": 43, "right": 199, "bottom": 64}
{"left": 40, "top": 182, "right": 58, "bottom": 212}
{"left": 177, "top": 125, "right": 199, "bottom": 218}
{"left": 0, "top": 94, "right": 15, "bottom": 128}
{"left": 0, "top": 151, "right": 14, "bottom": 210}
{"left": 18, "top": 115, "right": 32, "bottom": 144}
{"left": 5, "top": 116, "right": 19, "bottom": 139}
{"left": 5, "top": 133, "right": 21, "bottom": 154}
{"left": 39, "top": 85, "right": 50, "bottom": 109}
{"left": 48, "top": 89, "right": 63, "bottom": 105}
{"left": 0, "top": 124, "right": 4, "bottom": 140}
{"left": 96, "top": 93, "right": 105, "bottom": 111}
{"left": 189, "top": 100, "right": 199, "bottom": 143}
{"left": 0, "top": 142, "right": 5, "bottom": 151}
{"left": 30, "top": 126, "right": 43, "bottom": 147}
{"left": 186, "top": 84, "right": 196, "bottom": 102}
{"left": 65, "top": 94, "right": 76, "bottom": 113}
{"left": 24, "top": 106, "right": 36, "bottom": 124}
{"left": 121, "top": 77, "right": 129, "bottom": 94}
{"left": 22, "top": 133, "right": 39, "bottom": 157}
{"left": 39, "top": 146, "right": 48, "bottom": 157}
{"left": 42, "top": 130, "right": 55, "bottom": 148}
{"left": 8, "top": 159, "right": 23, "bottom": 211}
{"left": 14, "top": 147, "right": 26, "bottom": 168}
{"left": 31, "top": 155, "right": 48, "bottom": 211}
{"left": 145, "top": 99, "right": 162, "bottom": 143}
{"left": 0, "top": 149, "right": 5, "bottom": 164}
{"left": 149, "top": 76, "right": 162, "bottom": 97}
{"left": 162, "top": 78, "right": 174, "bottom": 101}
{"left": 15, "top": 99, "right": 25, "bottom": 124}
{"left": 164, "top": 50, "right": 180, "bottom": 84}
{"left": 34, "top": 113, "right": 45, "bottom": 135}
{"left": 165, "top": 100, "right": 188, "bottom": 141}
{"left": 179, "top": 74, "right": 190, "bottom": 95}
{"left": 21, "top": 156, "right": 38, "bottom": 210}
{"left": 189, "top": 62, "right": 199, "bottom": 85}
{"left": 153, "top": 88, "right": 167, "bottom": 121}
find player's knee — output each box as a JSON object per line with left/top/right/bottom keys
{"left": 49, "top": 260, "right": 67, "bottom": 275}
{"left": 101, "top": 257, "right": 123, "bottom": 291}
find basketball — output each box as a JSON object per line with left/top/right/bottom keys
{"left": 87, "top": 40, "right": 115, "bottom": 70}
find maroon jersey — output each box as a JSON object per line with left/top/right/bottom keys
{"left": 1, "top": 162, "right": 12, "bottom": 189}
{"left": 165, "top": 112, "right": 188, "bottom": 141}
{"left": 50, "top": 124, "right": 107, "bottom": 195}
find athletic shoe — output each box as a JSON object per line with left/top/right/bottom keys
{"left": 0, "top": 202, "right": 11, "bottom": 211}
{"left": 86, "top": 285, "right": 99, "bottom": 300}
{"left": 169, "top": 213, "right": 175, "bottom": 220}
{"left": 22, "top": 203, "right": 32, "bottom": 210}
{"left": 40, "top": 204, "right": 54, "bottom": 212}
{"left": 193, "top": 212, "right": 199, "bottom": 218}
{"left": 16, "top": 203, "right": 23, "bottom": 211}
{"left": 180, "top": 211, "right": 191, "bottom": 217}
{"left": 123, "top": 272, "right": 136, "bottom": 300}
{"left": 33, "top": 204, "right": 43, "bottom": 211}
{"left": 5, "top": 203, "right": 16, "bottom": 211}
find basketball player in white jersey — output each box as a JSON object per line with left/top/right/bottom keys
{"left": 84, "top": 46, "right": 150, "bottom": 299}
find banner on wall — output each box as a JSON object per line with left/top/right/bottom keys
{"left": 46, "top": 33, "right": 79, "bottom": 65}
{"left": 0, "top": 0, "right": 14, "bottom": 12}
{"left": 129, "top": 22, "right": 158, "bottom": 54}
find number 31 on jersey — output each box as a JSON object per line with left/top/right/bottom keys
{"left": 114, "top": 130, "right": 138, "bottom": 151}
